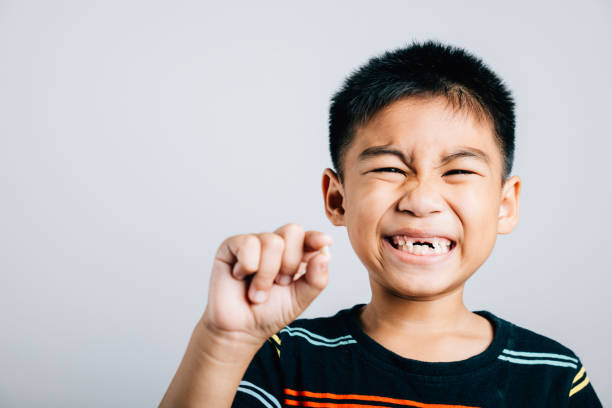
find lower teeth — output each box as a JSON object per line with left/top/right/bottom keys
{"left": 390, "top": 239, "right": 450, "bottom": 255}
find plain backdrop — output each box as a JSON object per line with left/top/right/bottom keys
{"left": 1, "top": 1, "right": 610, "bottom": 406}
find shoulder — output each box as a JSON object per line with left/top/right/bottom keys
{"left": 488, "top": 312, "right": 602, "bottom": 404}
{"left": 486, "top": 311, "right": 579, "bottom": 363}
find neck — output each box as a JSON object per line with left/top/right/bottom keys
{"left": 361, "top": 281, "right": 473, "bottom": 334}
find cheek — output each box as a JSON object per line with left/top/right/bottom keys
{"left": 345, "top": 184, "right": 393, "bottom": 243}
{"left": 454, "top": 184, "right": 500, "bottom": 245}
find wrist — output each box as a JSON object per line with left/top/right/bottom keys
{"left": 159, "top": 316, "right": 263, "bottom": 408}
{"left": 192, "top": 316, "right": 265, "bottom": 366}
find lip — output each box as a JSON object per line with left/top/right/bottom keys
{"left": 383, "top": 234, "right": 457, "bottom": 265}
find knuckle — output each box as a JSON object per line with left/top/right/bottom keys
{"left": 221, "top": 235, "right": 238, "bottom": 248}
{"left": 237, "top": 234, "right": 261, "bottom": 271}
{"left": 241, "top": 234, "right": 260, "bottom": 249}
{"left": 283, "top": 222, "right": 303, "bottom": 235}
{"left": 260, "top": 233, "right": 285, "bottom": 251}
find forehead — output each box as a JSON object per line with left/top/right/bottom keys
{"left": 347, "top": 96, "right": 502, "bottom": 168}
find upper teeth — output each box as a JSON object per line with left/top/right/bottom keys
{"left": 390, "top": 235, "right": 452, "bottom": 255}
{"left": 392, "top": 235, "right": 451, "bottom": 247}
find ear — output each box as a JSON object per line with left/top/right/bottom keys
{"left": 322, "top": 168, "right": 346, "bottom": 226}
{"left": 497, "top": 175, "right": 521, "bottom": 234}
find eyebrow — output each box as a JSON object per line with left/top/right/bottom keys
{"left": 358, "top": 145, "right": 409, "bottom": 165}
{"left": 439, "top": 147, "right": 490, "bottom": 166}
{"left": 357, "top": 145, "right": 490, "bottom": 167}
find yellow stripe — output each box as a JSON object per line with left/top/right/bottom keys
{"left": 573, "top": 366, "right": 585, "bottom": 384}
{"left": 271, "top": 334, "right": 281, "bottom": 346}
{"left": 266, "top": 338, "right": 281, "bottom": 357}
{"left": 569, "top": 375, "right": 589, "bottom": 397}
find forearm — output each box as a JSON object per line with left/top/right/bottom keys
{"left": 159, "top": 319, "right": 263, "bottom": 408}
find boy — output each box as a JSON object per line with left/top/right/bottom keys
{"left": 160, "top": 41, "right": 602, "bottom": 407}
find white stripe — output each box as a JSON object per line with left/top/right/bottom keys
{"left": 280, "top": 330, "right": 357, "bottom": 347}
{"left": 502, "top": 349, "right": 578, "bottom": 363}
{"left": 498, "top": 355, "right": 578, "bottom": 369}
{"left": 281, "top": 326, "right": 354, "bottom": 344}
{"left": 237, "top": 387, "right": 274, "bottom": 408}
{"left": 238, "top": 381, "right": 281, "bottom": 408}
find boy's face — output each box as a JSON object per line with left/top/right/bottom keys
{"left": 322, "top": 96, "right": 520, "bottom": 300}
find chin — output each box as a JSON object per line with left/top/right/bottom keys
{"left": 375, "top": 272, "right": 464, "bottom": 301}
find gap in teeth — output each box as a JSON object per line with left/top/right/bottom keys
{"left": 390, "top": 235, "right": 452, "bottom": 254}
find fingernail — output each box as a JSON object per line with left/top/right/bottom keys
{"left": 251, "top": 290, "right": 267, "bottom": 303}
{"left": 276, "top": 275, "right": 292, "bottom": 285}
{"left": 320, "top": 245, "right": 330, "bottom": 255}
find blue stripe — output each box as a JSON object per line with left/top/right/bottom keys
{"left": 280, "top": 329, "right": 357, "bottom": 347}
{"left": 498, "top": 355, "right": 578, "bottom": 369}
{"left": 280, "top": 326, "right": 355, "bottom": 344}
{"left": 238, "top": 381, "right": 281, "bottom": 408}
{"left": 502, "top": 349, "right": 578, "bottom": 363}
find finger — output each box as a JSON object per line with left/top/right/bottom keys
{"left": 273, "top": 223, "right": 305, "bottom": 285}
{"left": 292, "top": 261, "right": 307, "bottom": 281}
{"left": 303, "top": 230, "right": 333, "bottom": 254}
{"left": 293, "top": 247, "right": 331, "bottom": 311}
{"left": 215, "top": 234, "right": 261, "bottom": 280}
{"left": 299, "top": 231, "right": 333, "bottom": 266}
{"left": 232, "top": 260, "right": 255, "bottom": 280}
{"left": 248, "top": 233, "right": 285, "bottom": 303}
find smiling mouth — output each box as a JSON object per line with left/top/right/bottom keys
{"left": 384, "top": 235, "right": 456, "bottom": 256}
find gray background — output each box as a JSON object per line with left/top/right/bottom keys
{"left": 1, "top": 0, "right": 610, "bottom": 406}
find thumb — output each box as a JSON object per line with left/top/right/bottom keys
{"left": 293, "top": 247, "right": 331, "bottom": 313}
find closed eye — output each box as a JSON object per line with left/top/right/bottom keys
{"left": 372, "top": 167, "right": 405, "bottom": 174}
{"left": 444, "top": 169, "right": 475, "bottom": 176}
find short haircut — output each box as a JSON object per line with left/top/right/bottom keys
{"left": 328, "top": 40, "right": 515, "bottom": 182}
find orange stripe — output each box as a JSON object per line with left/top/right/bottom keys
{"left": 285, "top": 399, "right": 401, "bottom": 407}
{"left": 284, "top": 389, "right": 478, "bottom": 408}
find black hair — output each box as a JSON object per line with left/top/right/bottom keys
{"left": 328, "top": 40, "right": 515, "bottom": 182}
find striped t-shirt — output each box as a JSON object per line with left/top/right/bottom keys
{"left": 232, "top": 304, "right": 602, "bottom": 407}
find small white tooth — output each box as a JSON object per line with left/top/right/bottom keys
{"left": 398, "top": 239, "right": 405, "bottom": 246}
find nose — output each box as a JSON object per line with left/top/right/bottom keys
{"left": 397, "top": 179, "right": 444, "bottom": 217}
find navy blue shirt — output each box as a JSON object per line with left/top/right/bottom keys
{"left": 232, "top": 304, "right": 602, "bottom": 407}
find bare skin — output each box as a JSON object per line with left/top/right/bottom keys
{"left": 160, "top": 96, "right": 521, "bottom": 406}
{"left": 159, "top": 224, "right": 332, "bottom": 407}
{"left": 359, "top": 284, "right": 494, "bottom": 362}
{"left": 322, "top": 96, "right": 520, "bottom": 363}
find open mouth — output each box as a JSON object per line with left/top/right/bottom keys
{"left": 384, "top": 235, "right": 456, "bottom": 256}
